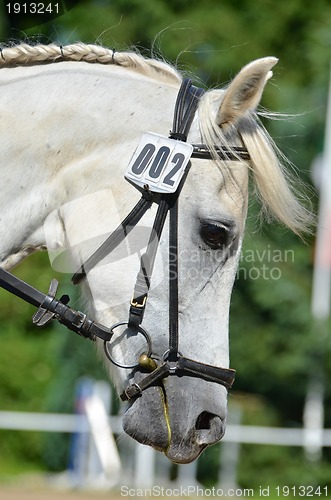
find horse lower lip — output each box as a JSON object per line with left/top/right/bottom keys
{"left": 165, "top": 443, "right": 207, "bottom": 464}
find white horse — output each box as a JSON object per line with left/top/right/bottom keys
{"left": 0, "top": 43, "right": 312, "bottom": 463}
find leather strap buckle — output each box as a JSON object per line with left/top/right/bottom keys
{"left": 129, "top": 294, "right": 147, "bottom": 328}
{"left": 120, "top": 383, "right": 142, "bottom": 401}
{"left": 130, "top": 295, "right": 147, "bottom": 308}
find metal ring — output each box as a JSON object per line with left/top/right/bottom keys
{"left": 103, "top": 321, "right": 152, "bottom": 369}
{"left": 162, "top": 349, "right": 182, "bottom": 361}
{"left": 162, "top": 349, "right": 183, "bottom": 373}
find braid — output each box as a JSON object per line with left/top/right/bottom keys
{"left": 0, "top": 42, "right": 182, "bottom": 84}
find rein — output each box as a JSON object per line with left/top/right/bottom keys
{"left": 0, "top": 79, "right": 250, "bottom": 401}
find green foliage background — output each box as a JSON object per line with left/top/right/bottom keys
{"left": 0, "top": 0, "right": 331, "bottom": 489}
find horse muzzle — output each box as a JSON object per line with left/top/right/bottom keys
{"left": 122, "top": 376, "right": 227, "bottom": 463}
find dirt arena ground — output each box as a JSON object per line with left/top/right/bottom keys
{"left": 0, "top": 486, "right": 122, "bottom": 500}
{"left": 0, "top": 474, "right": 122, "bottom": 500}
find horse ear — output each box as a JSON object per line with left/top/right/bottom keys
{"left": 216, "top": 57, "right": 278, "bottom": 128}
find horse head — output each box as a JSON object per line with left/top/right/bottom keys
{"left": 0, "top": 45, "right": 311, "bottom": 463}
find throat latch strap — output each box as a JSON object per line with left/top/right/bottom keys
{"left": 128, "top": 196, "right": 169, "bottom": 328}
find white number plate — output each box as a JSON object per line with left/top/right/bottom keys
{"left": 125, "top": 133, "right": 193, "bottom": 194}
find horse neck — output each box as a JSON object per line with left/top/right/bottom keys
{"left": 0, "top": 62, "right": 177, "bottom": 269}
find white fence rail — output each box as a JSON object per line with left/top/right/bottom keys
{"left": 0, "top": 410, "right": 121, "bottom": 434}
{"left": 1, "top": 409, "right": 331, "bottom": 446}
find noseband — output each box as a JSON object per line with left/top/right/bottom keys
{"left": 0, "top": 79, "right": 250, "bottom": 401}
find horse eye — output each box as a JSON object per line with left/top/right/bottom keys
{"left": 200, "top": 223, "right": 229, "bottom": 249}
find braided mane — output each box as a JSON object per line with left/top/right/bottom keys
{"left": 0, "top": 43, "right": 182, "bottom": 85}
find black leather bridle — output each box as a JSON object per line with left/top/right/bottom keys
{"left": 0, "top": 79, "right": 250, "bottom": 401}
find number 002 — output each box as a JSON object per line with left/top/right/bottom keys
{"left": 130, "top": 143, "right": 185, "bottom": 186}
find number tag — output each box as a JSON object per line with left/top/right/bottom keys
{"left": 125, "top": 133, "right": 193, "bottom": 193}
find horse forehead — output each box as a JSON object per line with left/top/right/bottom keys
{"left": 184, "top": 159, "right": 248, "bottom": 218}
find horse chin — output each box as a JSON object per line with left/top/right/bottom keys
{"left": 121, "top": 378, "right": 227, "bottom": 463}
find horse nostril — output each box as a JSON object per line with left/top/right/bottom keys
{"left": 195, "top": 412, "right": 224, "bottom": 445}
{"left": 195, "top": 411, "right": 215, "bottom": 430}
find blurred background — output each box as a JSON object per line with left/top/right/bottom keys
{"left": 0, "top": 0, "right": 330, "bottom": 496}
